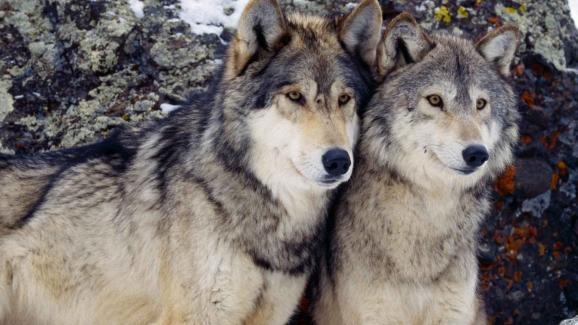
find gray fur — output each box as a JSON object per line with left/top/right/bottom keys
{"left": 0, "top": 1, "right": 383, "bottom": 324}
{"left": 314, "top": 16, "right": 520, "bottom": 325}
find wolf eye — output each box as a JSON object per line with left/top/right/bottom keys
{"left": 476, "top": 98, "right": 487, "bottom": 110}
{"left": 426, "top": 95, "right": 444, "bottom": 109}
{"left": 287, "top": 91, "right": 303, "bottom": 103}
{"left": 338, "top": 94, "right": 352, "bottom": 106}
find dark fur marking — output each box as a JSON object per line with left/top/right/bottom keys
{"left": 9, "top": 133, "right": 136, "bottom": 229}
{"left": 397, "top": 38, "right": 414, "bottom": 64}
{"left": 253, "top": 22, "right": 270, "bottom": 51}
{"left": 151, "top": 125, "right": 190, "bottom": 201}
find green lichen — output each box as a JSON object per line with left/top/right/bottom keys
{"left": 0, "top": 79, "right": 14, "bottom": 121}
{"left": 495, "top": 2, "right": 573, "bottom": 71}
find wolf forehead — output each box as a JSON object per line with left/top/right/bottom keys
{"left": 416, "top": 34, "right": 508, "bottom": 84}
{"left": 252, "top": 13, "right": 372, "bottom": 97}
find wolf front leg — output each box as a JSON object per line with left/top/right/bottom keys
{"left": 153, "top": 238, "right": 267, "bottom": 325}
{"left": 425, "top": 254, "right": 481, "bottom": 325}
{"left": 243, "top": 271, "right": 308, "bottom": 325}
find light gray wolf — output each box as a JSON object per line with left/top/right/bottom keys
{"left": 313, "top": 13, "right": 520, "bottom": 325}
{"left": 0, "top": 0, "right": 384, "bottom": 324}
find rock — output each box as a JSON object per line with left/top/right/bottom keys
{"left": 561, "top": 316, "right": 578, "bottom": 325}
{"left": 495, "top": 0, "right": 578, "bottom": 71}
{"left": 477, "top": 242, "right": 496, "bottom": 264}
{"left": 565, "top": 280, "right": 578, "bottom": 312}
{"left": 507, "top": 290, "right": 525, "bottom": 303}
{"left": 0, "top": 79, "right": 14, "bottom": 121}
{"left": 515, "top": 159, "right": 554, "bottom": 198}
{"left": 0, "top": 1, "right": 577, "bottom": 325}
{"left": 521, "top": 191, "right": 551, "bottom": 218}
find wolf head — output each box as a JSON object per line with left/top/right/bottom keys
{"left": 363, "top": 14, "right": 520, "bottom": 190}
{"left": 212, "top": 0, "right": 382, "bottom": 191}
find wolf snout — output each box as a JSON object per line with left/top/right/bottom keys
{"left": 462, "top": 145, "right": 489, "bottom": 168}
{"left": 322, "top": 149, "right": 351, "bottom": 177}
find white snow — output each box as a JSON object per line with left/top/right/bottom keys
{"left": 570, "top": 0, "right": 578, "bottom": 28}
{"left": 128, "top": 0, "right": 144, "bottom": 18}
{"left": 160, "top": 103, "right": 181, "bottom": 114}
{"left": 179, "top": 0, "right": 250, "bottom": 35}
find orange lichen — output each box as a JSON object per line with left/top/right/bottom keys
{"left": 559, "top": 279, "right": 571, "bottom": 289}
{"left": 551, "top": 172, "right": 560, "bottom": 190}
{"left": 538, "top": 244, "right": 546, "bottom": 256}
{"left": 494, "top": 232, "right": 506, "bottom": 245}
{"left": 553, "top": 242, "right": 564, "bottom": 251}
{"left": 520, "top": 135, "right": 533, "bottom": 145}
{"left": 487, "top": 16, "right": 501, "bottom": 26}
{"left": 514, "top": 64, "right": 525, "bottom": 77}
{"left": 513, "top": 271, "right": 523, "bottom": 283}
{"left": 540, "top": 131, "right": 560, "bottom": 151}
{"left": 495, "top": 200, "right": 505, "bottom": 211}
{"left": 526, "top": 281, "right": 534, "bottom": 292}
{"left": 557, "top": 161, "right": 568, "bottom": 176}
{"left": 521, "top": 90, "right": 536, "bottom": 107}
{"left": 495, "top": 165, "right": 516, "bottom": 195}
{"left": 530, "top": 63, "right": 553, "bottom": 81}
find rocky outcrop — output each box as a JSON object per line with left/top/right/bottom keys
{"left": 0, "top": 0, "right": 577, "bottom": 324}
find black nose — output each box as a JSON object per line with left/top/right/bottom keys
{"left": 462, "top": 145, "right": 489, "bottom": 168}
{"left": 322, "top": 149, "right": 351, "bottom": 177}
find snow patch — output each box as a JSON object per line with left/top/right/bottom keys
{"left": 160, "top": 103, "right": 181, "bottom": 114}
{"left": 128, "top": 0, "right": 144, "bottom": 18}
{"left": 179, "top": 0, "right": 250, "bottom": 35}
{"left": 570, "top": 0, "right": 578, "bottom": 28}
{"left": 560, "top": 315, "right": 578, "bottom": 325}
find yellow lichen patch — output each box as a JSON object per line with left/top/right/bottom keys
{"left": 519, "top": 4, "right": 527, "bottom": 14}
{"left": 504, "top": 6, "right": 518, "bottom": 15}
{"left": 457, "top": 6, "right": 469, "bottom": 19}
{"left": 434, "top": 6, "right": 452, "bottom": 24}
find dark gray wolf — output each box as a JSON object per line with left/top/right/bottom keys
{"left": 314, "top": 13, "right": 520, "bottom": 325}
{"left": 0, "top": 0, "right": 383, "bottom": 323}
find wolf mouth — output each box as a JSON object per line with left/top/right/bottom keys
{"left": 320, "top": 178, "right": 342, "bottom": 185}
{"left": 430, "top": 151, "right": 478, "bottom": 176}
{"left": 451, "top": 167, "right": 477, "bottom": 175}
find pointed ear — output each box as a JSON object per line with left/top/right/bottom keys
{"left": 476, "top": 25, "right": 520, "bottom": 77}
{"left": 339, "top": 0, "right": 383, "bottom": 68}
{"left": 376, "top": 12, "right": 433, "bottom": 78}
{"left": 225, "top": 0, "right": 287, "bottom": 80}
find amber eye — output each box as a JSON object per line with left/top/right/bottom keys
{"left": 426, "top": 95, "right": 444, "bottom": 109}
{"left": 476, "top": 98, "right": 487, "bottom": 110}
{"left": 338, "top": 94, "right": 352, "bottom": 106}
{"left": 287, "top": 91, "right": 303, "bottom": 103}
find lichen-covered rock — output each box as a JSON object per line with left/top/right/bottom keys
{"left": 0, "top": 0, "right": 577, "bottom": 324}
{"left": 494, "top": 0, "right": 578, "bottom": 72}
{"left": 515, "top": 158, "right": 554, "bottom": 198}
{"left": 0, "top": 0, "right": 218, "bottom": 152}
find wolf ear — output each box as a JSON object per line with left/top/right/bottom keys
{"left": 225, "top": 0, "right": 287, "bottom": 80}
{"left": 476, "top": 25, "right": 520, "bottom": 77}
{"left": 377, "top": 13, "right": 433, "bottom": 78}
{"left": 339, "top": 0, "right": 383, "bottom": 68}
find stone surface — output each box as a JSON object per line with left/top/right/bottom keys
{"left": 515, "top": 158, "right": 554, "bottom": 198}
{"left": 0, "top": 1, "right": 577, "bottom": 324}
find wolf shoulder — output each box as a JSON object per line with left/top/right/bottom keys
{"left": 0, "top": 126, "right": 141, "bottom": 233}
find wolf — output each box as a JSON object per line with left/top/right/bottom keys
{"left": 313, "top": 13, "right": 520, "bottom": 325}
{"left": 0, "top": 0, "right": 384, "bottom": 323}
